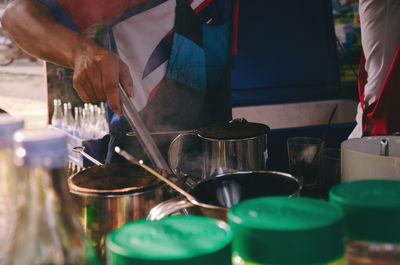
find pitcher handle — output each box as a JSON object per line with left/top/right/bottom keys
{"left": 147, "top": 197, "right": 194, "bottom": 221}
{"left": 168, "top": 130, "right": 197, "bottom": 176}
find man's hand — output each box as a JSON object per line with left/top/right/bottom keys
{"left": 73, "top": 41, "right": 134, "bottom": 116}
{"left": 2, "top": 0, "right": 134, "bottom": 116}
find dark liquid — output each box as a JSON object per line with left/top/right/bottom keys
{"left": 70, "top": 164, "right": 163, "bottom": 194}
{"left": 291, "top": 161, "right": 320, "bottom": 198}
{"left": 190, "top": 172, "right": 300, "bottom": 208}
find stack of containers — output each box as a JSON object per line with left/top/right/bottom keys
{"left": 228, "top": 196, "right": 345, "bottom": 265}
{"left": 329, "top": 180, "right": 400, "bottom": 264}
{"left": 106, "top": 215, "right": 232, "bottom": 265}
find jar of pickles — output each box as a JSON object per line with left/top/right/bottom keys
{"left": 329, "top": 180, "right": 400, "bottom": 265}
{"left": 106, "top": 215, "right": 232, "bottom": 265}
{"left": 228, "top": 196, "right": 345, "bottom": 265}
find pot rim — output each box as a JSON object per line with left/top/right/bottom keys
{"left": 189, "top": 169, "right": 302, "bottom": 210}
{"left": 67, "top": 164, "right": 167, "bottom": 197}
{"left": 68, "top": 178, "right": 165, "bottom": 198}
{"left": 196, "top": 132, "right": 267, "bottom": 142}
{"left": 67, "top": 175, "right": 165, "bottom": 197}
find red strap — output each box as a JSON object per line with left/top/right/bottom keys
{"left": 361, "top": 44, "right": 400, "bottom": 136}
{"left": 358, "top": 52, "right": 367, "bottom": 112}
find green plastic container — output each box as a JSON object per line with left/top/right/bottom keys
{"left": 228, "top": 196, "right": 345, "bottom": 265}
{"left": 329, "top": 180, "right": 400, "bottom": 264}
{"left": 105, "top": 215, "right": 232, "bottom": 265}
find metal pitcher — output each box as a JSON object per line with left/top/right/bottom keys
{"left": 168, "top": 119, "right": 270, "bottom": 181}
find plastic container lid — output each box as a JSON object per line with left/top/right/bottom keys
{"left": 106, "top": 216, "right": 232, "bottom": 265}
{"left": 0, "top": 115, "right": 24, "bottom": 149}
{"left": 13, "top": 128, "right": 68, "bottom": 168}
{"left": 329, "top": 179, "right": 400, "bottom": 243}
{"left": 228, "top": 196, "right": 344, "bottom": 265}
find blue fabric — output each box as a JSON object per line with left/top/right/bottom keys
{"left": 37, "top": 0, "right": 79, "bottom": 32}
{"left": 166, "top": 33, "right": 207, "bottom": 92}
{"left": 230, "top": 0, "right": 340, "bottom": 107}
{"left": 203, "top": 23, "right": 229, "bottom": 89}
{"left": 197, "top": 0, "right": 233, "bottom": 25}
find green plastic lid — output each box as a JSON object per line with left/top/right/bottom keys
{"left": 106, "top": 216, "right": 232, "bottom": 265}
{"left": 228, "top": 196, "right": 344, "bottom": 265}
{"left": 329, "top": 179, "right": 400, "bottom": 243}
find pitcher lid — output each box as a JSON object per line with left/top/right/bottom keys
{"left": 13, "top": 128, "right": 68, "bottom": 168}
{"left": 197, "top": 118, "right": 269, "bottom": 140}
{"left": 0, "top": 114, "right": 24, "bottom": 148}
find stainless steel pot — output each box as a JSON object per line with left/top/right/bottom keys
{"left": 68, "top": 163, "right": 172, "bottom": 263}
{"left": 147, "top": 170, "right": 301, "bottom": 221}
{"left": 168, "top": 119, "right": 270, "bottom": 180}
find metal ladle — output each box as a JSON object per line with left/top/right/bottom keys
{"left": 114, "top": 146, "right": 219, "bottom": 211}
{"left": 119, "top": 83, "right": 171, "bottom": 173}
{"left": 72, "top": 146, "right": 103, "bottom": 166}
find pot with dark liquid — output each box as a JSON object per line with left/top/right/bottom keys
{"left": 147, "top": 170, "right": 301, "bottom": 221}
{"left": 68, "top": 163, "right": 172, "bottom": 263}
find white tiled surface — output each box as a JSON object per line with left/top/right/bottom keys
{"left": 233, "top": 99, "right": 358, "bottom": 129}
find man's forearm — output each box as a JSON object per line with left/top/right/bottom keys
{"left": 2, "top": 0, "right": 96, "bottom": 69}
{"left": 2, "top": 0, "right": 134, "bottom": 115}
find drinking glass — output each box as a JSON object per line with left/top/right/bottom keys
{"left": 319, "top": 148, "right": 341, "bottom": 199}
{"left": 287, "top": 137, "right": 324, "bottom": 197}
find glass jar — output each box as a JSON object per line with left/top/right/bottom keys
{"left": 329, "top": 180, "right": 400, "bottom": 265}
{"left": 106, "top": 215, "right": 232, "bottom": 265}
{"left": 7, "top": 128, "right": 99, "bottom": 265}
{"left": 228, "top": 196, "right": 345, "bottom": 265}
{"left": 0, "top": 114, "right": 24, "bottom": 264}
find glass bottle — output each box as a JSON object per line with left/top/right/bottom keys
{"left": 0, "top": 115, "right": 24, "bottom": 265}
{"left": 80, "top": 108, "right": 90, "bottom": 140}
{"left": 95, "top": 107, "right": 109, "bottom": 139}
{"left": 51, "top": 99, "right": 63, "bottom": 129}
{"left": 99, "top": 102, "right": 107, "bottom": 118}
{"left": 329, "top": 180, "right": 400, "bottom": 265}
{"left": 72, "top": 107, "right": 82, "bottom": 138}
{"left": 88, "top": 104, "right": 97, "bottom": 139}
{"left": 62, "top": 102, "right": 74, "bottom": 134}
{"left": 228, "top": 196, "right": 345, "bottom": 265}
{"left": 7, "top": 128, "right": 99, "bottom": 265}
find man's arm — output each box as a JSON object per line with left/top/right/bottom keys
{"left": 1, "top": 0, "right": 133, "bottom": 115}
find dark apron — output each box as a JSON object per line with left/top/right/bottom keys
{"left": 105, "top": 0, "right": 234, "bottom": 165}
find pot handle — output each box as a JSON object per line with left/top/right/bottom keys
{"left": 147, "top": 197, "right": 194, "bottom": 221}
{"left": 168, "top": 130, "right": 197, "bottom": 176}
{"left": 72, "top": 146, "right": 103, "bottom": 166}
